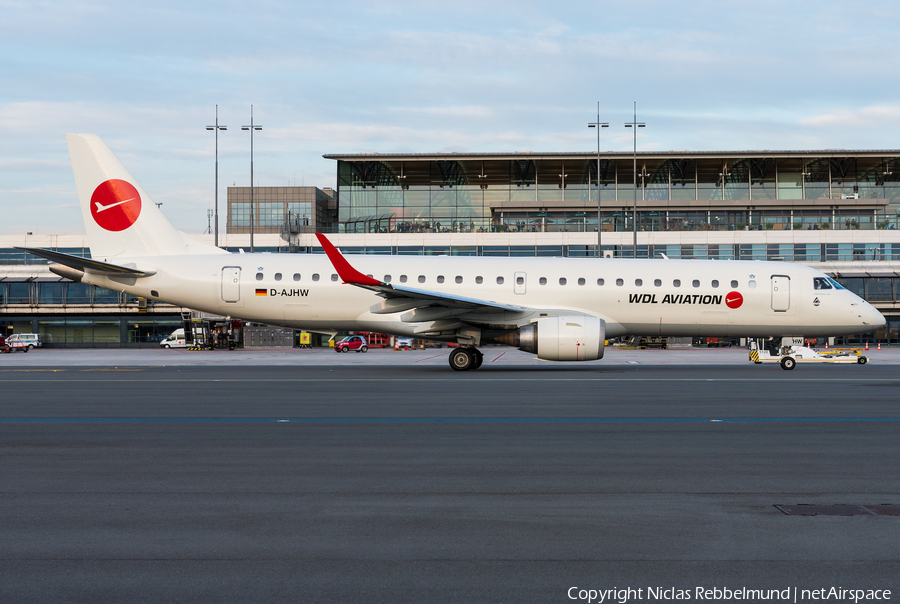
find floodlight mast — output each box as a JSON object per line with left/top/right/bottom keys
{"left": 241, "top": 105, "right": 263, "bottom": 253}
{"left": 205, "top": 105, "right": 227, "bottom": 248}
{"left": 624, "top": 102, "right": 645, "bottom": 258}
{"left": 587, "top": 102, "right": 608, "bottom": 258}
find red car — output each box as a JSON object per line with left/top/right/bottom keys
{"left": 334, "top": 335, "right": 368, "bottom": 353}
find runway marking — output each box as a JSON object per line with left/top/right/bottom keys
{"left": 1, "top": 377, "right": 899, "bottom": 383}
{"left": 2, "top": 418, "right": 900, "bottom": 422}
{"left": 414, "top": 353, "right": 446, "bottom": 363}
{"left": 491, "top": 352, "right": 507, "bottom": 363}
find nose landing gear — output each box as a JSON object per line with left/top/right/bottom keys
{"left": 448, "top": 346, "right": 484, "bottom": 371}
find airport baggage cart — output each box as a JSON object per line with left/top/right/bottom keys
{"left": 749, "top": 337, "right": 867, "bottom": 370}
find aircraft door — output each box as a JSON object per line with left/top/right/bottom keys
{"left": 222, "top": 267, "right": 241, "bottom": 303}
{"left": 514, "top": 271, "right": 526, "bottom": 295}
{"left": 771, "top": 275, "right": 790, "bottom": 312}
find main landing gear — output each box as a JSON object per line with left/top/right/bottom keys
{"left": 448, "top": 346, "right": 484, "bottom": 371}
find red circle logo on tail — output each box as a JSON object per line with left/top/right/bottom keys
{"left": 90, "top": 179, "right": 142, "bottom": 232}
{"left": 725, "top": 291, "right": 744, "bottom": 309}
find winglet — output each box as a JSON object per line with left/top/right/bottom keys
{"left": 315, "top": 233, "right": 381, "bottom": 286}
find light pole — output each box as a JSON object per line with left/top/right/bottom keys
{"left": 624, "top": 102, "right": 645, "bottom": 258}
{"left": 588, "top": 102, "right": 608, "bottom": 258}
{"left": 241, "top": 105, "right": 263, "bottom": 253}
{"left": 206, "top": 106, "right": 226, "bottom": 248}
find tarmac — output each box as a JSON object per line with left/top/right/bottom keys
{"left": 2, "top": 343, "right": 898, "bottom": 366}
{"left": 1, "top": 346, "right": 898, "bottom": 603}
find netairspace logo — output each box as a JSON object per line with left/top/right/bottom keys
{"left": 566, "top": 586, "right": 893, "bottom": 603}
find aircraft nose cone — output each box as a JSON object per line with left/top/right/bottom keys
{"left": 864, "top": 304, "right": 886, "bottom": 329}
{"left": 872, "top": 307, "right": 887, "bottom": 329}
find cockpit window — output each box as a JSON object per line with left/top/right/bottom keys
{"left": 827, "top": 277, "right": 845, "bottom": 290}
{"left": 813, "top": 277, "right": 832, "bottom": 290}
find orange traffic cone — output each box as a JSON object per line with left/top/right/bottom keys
{"left": 825, "top": 341, "right": 828, "bottom": 350}
{"left": 877, "top": 342, "right": 881, "bottom": 351}
{"left": 865, "top": 341, "right": 869, "bottom": 350}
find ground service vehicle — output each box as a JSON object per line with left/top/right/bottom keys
{"left": 749, "top": 337, "right": 868, "bottom": 370}
{"left": 7, "top": 334, "right": 41, "bottom": 350}
{"left": 334, "top": 335, "right": 367, "bottom": 353}
{"left": 0, "top": 335, "right": 28, "bottom": 353}
{"left": 160, "top": 328, "right": 205, "bottom": 349}
{"left": 17, "top": 134, "right": 887, "bottom": 372}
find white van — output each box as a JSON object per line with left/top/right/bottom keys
{"left": 160, "top": 328, "right": 204, "bottom": 349}
{"left": 8, "top": 333, "right": 42, "bottom": 350}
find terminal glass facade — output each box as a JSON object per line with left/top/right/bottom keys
{"left": 331, "top": 154, "right": 900, "bottom": 234}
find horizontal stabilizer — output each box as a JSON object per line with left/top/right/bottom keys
{"left": 16, "top": 247, "right": 156, "bottom": 277}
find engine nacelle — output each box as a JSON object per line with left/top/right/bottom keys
{"left": 501, "top": 316, "right": 605, "bottom": 361}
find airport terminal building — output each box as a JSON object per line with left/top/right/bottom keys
{"left": 2, "top": 148, "right": 899, "bottom": 346}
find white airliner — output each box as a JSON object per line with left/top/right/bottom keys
{"left": 20, "top": 134, "right": 886, "bottom": 370}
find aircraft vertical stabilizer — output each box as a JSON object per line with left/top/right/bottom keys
{"left": 66, "top": 133, "right": 225, "bottom": 260}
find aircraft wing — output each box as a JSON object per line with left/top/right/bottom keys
{"left": 315, "top": 233, "right": 527, "bottom": 314}
{"left": 16, "top": 247, "right": 156, "bottom": 277}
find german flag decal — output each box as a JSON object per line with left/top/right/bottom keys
{"left": 255, "top": 289, "right": 267, "bottom": 296}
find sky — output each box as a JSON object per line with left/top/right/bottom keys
{"left": 2, "top": 0, "right": 900, "bottom": 235}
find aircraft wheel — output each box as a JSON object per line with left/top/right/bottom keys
{"left": 449, "top": 348, "right": 475, "bottom": 371}
{"left": 360, "top": 346, "right": 368, "bottom": 353}
{"left": 858, "top": 356, "right": 868, "bottom": 365}
{"left": 780, "top": 357, "right": 796, "bottom": 370}
{"left": 472, "top": 349, "right": 484, "bottom": 369}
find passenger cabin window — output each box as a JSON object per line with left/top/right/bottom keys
{"left": 813, "top": 277, "right": 833, "bottom": 290}
{"left": 711, "top": 280, "right": 719, "bottom": 288}
{"left": 539, "top": 277, "right": 547, "bottom": 285}
{"left": 673, "top": 279, "right": 681, "bottom": 287}
{"left": 731, "top": 280, "right": 738, "bottom": 288}
{"left": 476, "top": 276, "right": 483, "bottom": 284}
{"left": 418, "top": 275, "right": 426, "bottom": 283}
{"left": 332, "top": 274, "right": 339, "bottom": 282}
{"left": 384, "top": 275, "right": 392, "bottom": 283}
{"left": 293, "top": 273, "right": 301, "bottom": 281}
{"left": 274, "top": 273, "right": 282, "bottom": 281}
{"left": 400, "top": 275, "right": 408, "bottom": 283}
{"left": 635, "top": 279, "right": 642, "bottom": 287}
{"left": 577, "top": 278, "right": 585, "bottom": 286}
{"left": 654, "top": 279, "right": 661, "bottom": 287}
{"left": 437, "top": 275, "right": 445, "bottom": 283}
{"left": 517, "top": 276, "right": 525, "bottom": 285}
{"left": 312, "top": 274, "right": 320, "bottom": 281}
{"left": 497, "top": 276, "right": 504, "bottom": 285}
{"left": 692, "top": 279, "right": 700, "bottom": 288}
{"left": 255, "top": 272, "right": 264, "bottom": 281}
{"left": 597, "top": 278, "right": 605, "bottom": 286}
{"left": 455, "top": 276, "right": 462, "bottom": 284}
{"left": 616, "top": 278, "right": 623, "bottom": 286}
{"left": 559, "top": 277, "right": 567, "bottom": 285}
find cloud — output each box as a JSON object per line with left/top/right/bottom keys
{"left": 800, "top": 105, "right": 900, "bottom": 127}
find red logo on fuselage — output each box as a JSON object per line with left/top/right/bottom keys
{"left": 90, "top": 179, "right": 142, "bottom": 231}
{"left": 725, "top": 291, "right": 743, "bottom": 309}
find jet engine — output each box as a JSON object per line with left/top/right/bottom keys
{"left": 496, "top": 316, "right": 605, "bottom": 361}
